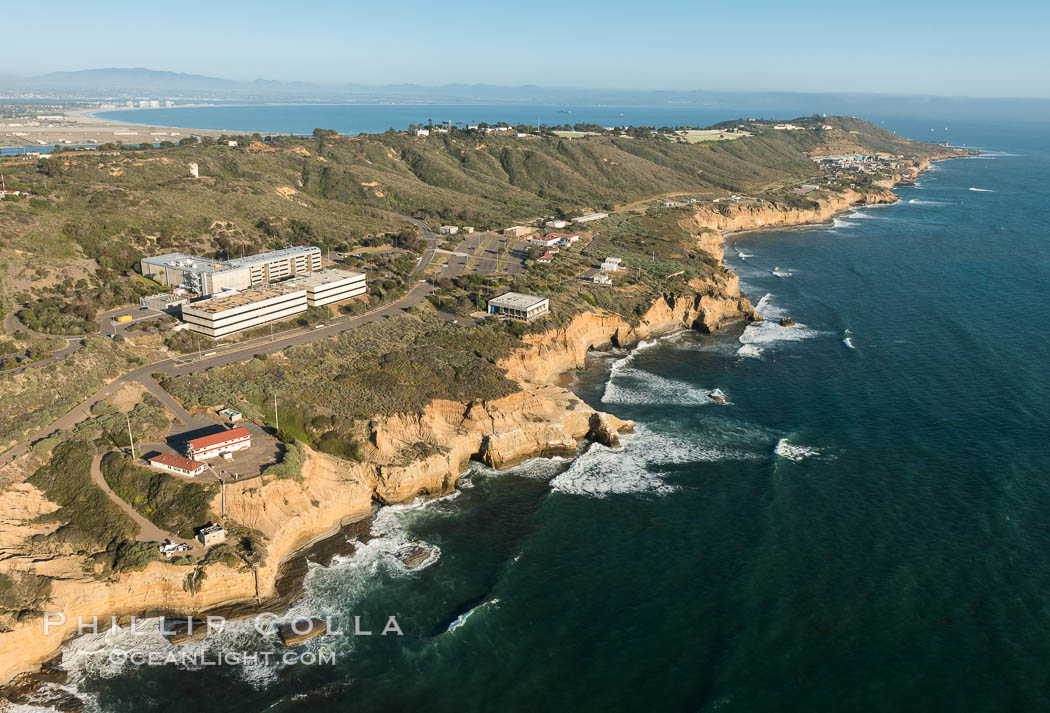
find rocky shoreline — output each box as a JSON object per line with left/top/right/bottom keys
{"left": 0, "top": 150, "right": 963, "bottom": 696}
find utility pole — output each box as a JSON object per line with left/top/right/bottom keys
{"left": 196, "top": 333, "right": 202, "bottom": 360}
{"left": 273, "top": 392, "right": 279, "bottom": 433}
{"left": 125, "top": 412, "right": 136, "bottom": 460}
{"left": 269, "top": 321, "right": 274, "bottom": 343}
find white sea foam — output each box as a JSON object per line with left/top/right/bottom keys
{"left": 603, "top": 369, "right": 717, "bottom": 406}
{"left": 842, "top": 329, "right": 856, "bottom": 350}
{"left": 831, "top": 217, "right": 856, "bottom": 229}
{"left": 737, "top": 301, "right": 820, "bottom": 358}
{"left": 736, "top": 250, "right": 754, "bottom": 258}
{"left": 907, "top": 199, "right": 949, "bottom": 205}
{"left": 772, "top": 268, "right": 792, "bottom": 278}
{"left": 774, "top": 438, "right": 821, "bottom": 462}
{"left": 551, "top": 425, "right": 760, "bottom": 498}
{"left": 968, "top": 187, "right": 994, "bottom": 192}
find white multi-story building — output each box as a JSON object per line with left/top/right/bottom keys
{"left": 141, "top": 246, "right": 322, "bottom": 297}
{"left": 180, "top": 284, "right": 308, "bottom": 337}
{"left": 288, "top": 269, "right": 367, "bottom": 307}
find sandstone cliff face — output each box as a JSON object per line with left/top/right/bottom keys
{"left": 0, "top": 164, "right": 953, "bottom": 685}
{"left": 679, "top": 188, "right": 898, "bottom": 236}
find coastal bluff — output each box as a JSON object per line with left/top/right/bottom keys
{"left": 0, "top": 146, "right": 960, "bottom": 687}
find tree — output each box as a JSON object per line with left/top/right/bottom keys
{"left": 313, "top": 128, "right": 338, "bottom": 138}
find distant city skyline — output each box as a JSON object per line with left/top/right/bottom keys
{"left": 3, "top": 0, "right": 1049, "bottom": 99}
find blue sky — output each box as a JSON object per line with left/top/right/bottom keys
{"left": 5, "top": 0, "right": 1049, "bottom": 97}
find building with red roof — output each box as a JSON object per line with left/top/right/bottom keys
{"left": 148, "top": 453, "right": 208, "bottom": 477}
{"left": 185, "top": 426, "right": 252, "bottom": 460}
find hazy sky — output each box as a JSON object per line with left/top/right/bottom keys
{"left": 5, "top": 0, "right": 1049, "bottom": 98}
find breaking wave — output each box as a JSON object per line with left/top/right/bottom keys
{"left": 551, "top": 424, "right": 762, "bottom": 498}
{"left": 843, "top": 329, "right": 855, "bottom": 350}
{"left": 446, "top": 598, "right": 500, "bottom": 633}
{"left": 738, "top": 294, "right": 820, "bottom": 359}
{"left": 774, "top": 438, "right": 821, "bottom": 462}
{"left": 968, "top": 187, "right": 994, "bottom": 192}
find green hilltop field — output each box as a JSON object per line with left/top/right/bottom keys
{"left": 0, "top": 115, "right": 940, "bottom": 311}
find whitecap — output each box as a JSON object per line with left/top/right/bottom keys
{"left": 968, "top": 187, "right": 994, "bottom": 192}
{"left": 602, "top": 369, "right": 717, "bottom": 406}
{"left": 551, "top": 425, "right": 760, "bottom": 498}
{"left": 446, "top": 598, "right": 500, "bottom": 633}
{"left": 831, "top": 217, "right": 856, "bottom": 229}
{"left": 774, "top": 438, "right": 820, "bottom": 462}
{"left": 736, "top": 316, "right": 820, "bottom": 359}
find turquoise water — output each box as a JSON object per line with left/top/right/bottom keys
{"left": 60, "top": 119, "right": 1050, "bottom": 712}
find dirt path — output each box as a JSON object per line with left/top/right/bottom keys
{"left": 90, "top": 453, "right": 197, "bottom": 547}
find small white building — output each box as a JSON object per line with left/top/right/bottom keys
{"left": 546, "top": 233, "right": 580, "bottom": 244}
{"left": 601, "top": 257, "right": 623, "bottom": 272}
{"left": 545, "top": 219, "right": 568, "bottom": 229}
{"left": 462, "top": 227, "right": 475, "bottom": 234}
{"left": 148, "top": 453, "right": 208, "bottom": 477}
{"left": 414, "top": 128, "right": 430, "bottom": 137}
{"left": 572, "top": 212, "right": 609, "bottom": 224}
{"left": 487, "top": 292, "right": 550, "bottom": 321}
{"left": 227, "top": 140, "right": 238, "bottom": 147}
{"left": 592, "top": 273, "right": 612, "bottom": 285}
{"left": 197, "top": 524, "right": 227, "bottom": 547}
{"left": 531, "top": 235, "right": 562, "bottom": 248}
{"left": 218, "top": 408, "right": 243, "bottom": 423}
{"left": 440, "top": 225, "right": 459, "bottom": 235}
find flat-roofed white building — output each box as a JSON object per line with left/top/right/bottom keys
{"left": 572, "top": 212, "right": 608, "bottom": 224}
{"left": 141, "top": 246, "right": 322, "bottom": 297}
{"left": 487, "top": 292, "right": 550, "bottom": 321}
{"left": 225, "top": 246, "right": 322, "bottom": 286}
{"left": 600, "top": 257, "right": 623, "bottom": 272}
{"left": 288, "top": 269, "right": 367, "bottom": 307}
{"left": 181, "top": 284, "right": 307, "bottom": 337}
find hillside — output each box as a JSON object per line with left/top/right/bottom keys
{"left": 0, "top": 116, "right": 944, "bottom": 307}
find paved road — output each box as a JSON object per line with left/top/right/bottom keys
{"left": 0, "top": 277, "right": 436, "bottom": 469}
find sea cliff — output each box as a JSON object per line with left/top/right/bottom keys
{"left": 0, "top": 155, "right": 954, "bottom": 690}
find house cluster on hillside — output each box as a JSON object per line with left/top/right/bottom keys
{"left": 531, "top": 232, "right": 580, "bottom": 264}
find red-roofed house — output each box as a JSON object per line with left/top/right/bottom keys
{"left": 148, "top": 453, "right": 208, "bottom": 477}
{"left": 185, "top": 426, "right": 252, "bottom": 460}
{"left": 537, "top": 252, "right": 555, "bottom": 264}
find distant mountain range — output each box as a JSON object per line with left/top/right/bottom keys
{"left": 1, "top": 68, "right": 1048, "bottom": 122}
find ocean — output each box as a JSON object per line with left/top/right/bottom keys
{"left": 46, "top": 117, "right": 1050, "bottom": 712}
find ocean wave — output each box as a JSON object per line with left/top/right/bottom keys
{"left": 602, "top": 369, "right": 718, "bottom": 406}
{"left": 737, "top": 316, "right": 820, "bottom": 359}
{"left": 772, "top": 268, "right": 792, "bottom": 278}
{"left": 551, "top": 425, "right": 760, "bottom": 498}
{"left": 774, "top": 438, "right": 820, "bottom": 462}
{"left": 907, "top": 199, "right": 949, "bottom": 205}
{"left": 736, "top": 250, "right": 754, "bottom": 258}
{"left": 446, "top": 598, "right": 500, "bottom": 633}
{"left": 968, "top": 187, "right": 994, "bottom": 192}
{"left": 831, "top": 217, "right": 856, "bottom": 229}
{"left": 842, "top": 329, "right": 855, "bottom": 350}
